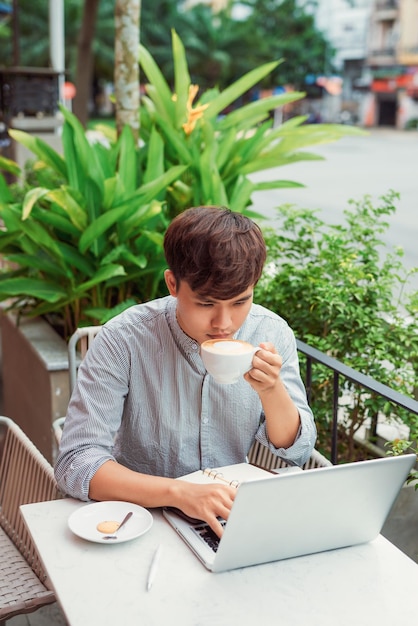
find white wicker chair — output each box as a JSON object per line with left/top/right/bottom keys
{"left": 248, "top": 439, "right": 332, "bottom": 471}
{"left": 52, "top": 325, "right": 102, "bottom": 445}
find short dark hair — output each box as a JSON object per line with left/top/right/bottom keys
{"left": 164, "top": 206, "right": 266, "bottom": 299}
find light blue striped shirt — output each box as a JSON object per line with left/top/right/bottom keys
{"left": 55, "top": 296, "right": 316, "bottom": 500}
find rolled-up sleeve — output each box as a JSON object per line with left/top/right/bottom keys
{"left": 254, "top": 324, "right": 316, "bottom": 466}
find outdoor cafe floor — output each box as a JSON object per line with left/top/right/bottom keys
{"left": 7, "top": 602, "right": 67, "bottom": 626}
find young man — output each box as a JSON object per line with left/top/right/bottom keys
{"left": 55, "top": 206, "right": 316, "bottom": 537}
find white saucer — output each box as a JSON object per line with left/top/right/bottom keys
{"left": 68, "top": 501, "right": 153, "bottom": 543}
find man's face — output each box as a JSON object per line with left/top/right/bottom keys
{"left": 164, "top": 270, "right": 254, "bottom": 345}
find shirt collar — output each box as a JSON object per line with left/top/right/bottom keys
{"left": 166, "top": 296, "right": 200, "bottom": 355}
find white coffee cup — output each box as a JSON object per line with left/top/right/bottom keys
{"left": 200, "top": 339, "right": 260, "bottom": 384}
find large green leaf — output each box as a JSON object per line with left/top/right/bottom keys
{"left": 119, "top": 200, "right": 163, "bottom": 239}
{"left": 8, "top": 129, "right": 67, "bottom": 179}
{"left": 196, "top": 122, "right": 227, "bottom": 205}
{"left": 0, "top": 155, "right": 21, "bottom": 177}
{"left": 204, "top": 61, "right": 281, "bottom": 120}
{"left": 276, "top": 123, "right": 366, "bottom": 152}
{"left": 46, "top": 188, "right": 88, "bottom": 231}
{"left": 22, "top": 187, "right": 50, "bottom": 220}
{"left": 226, "top": 121, "right": 272, "bottom": 168}
{"left": 5, "top": 252, "right": 72, "bottom": 279}
{"left": 114, "top": 165, "right": 188, "bottom": 210}
{"left": 253, "top": 180, "right": 305, "bottom": 191}
{"left": 139, "top": 44, "right": 175, "bottom": 124}
{"left": 103, "top": 244, "right": 147, "bottom": 270}
{"left": 117, "top": 125, "right": 137, "bottom": 194}
{"left": 61, "top": 121, "right": 85, "bottom": 190}
{"left": 0, "top": 173, "right": 14, "bottom": 204}
{"left": 143, "top": 127, "right": 165, "bottom": 185}
{"left": 216, "top": 127, "right": 238, "bottom": 171}
{"left": 172, "top": 29, "right": 191, "bottom": 128}
{"left": 154, "top": 117, "right": 193, "bottom": 163}
{"left": 0, "top": 277, "right": 67, "bottom": 302}
{"left": 79, "top": 204, "right": 134, "bottom": 254}
{"left": 217, "top": 92, "right": 304, "bottom": 130}
{"left": 102, "top": 176, "right": 119, "bottom": 210}
{"left": 13, "top": 215, "right": 65, "bottom": 261}
{"left": 228, "top": 177, "right": 255, "bottom": 214}
{"left": 74, "top": 264, "right": 126, "bottom": 295}
{"left": 55, "top": 241, "right": 96, "bottom": 276}
{"left": 239, "top": 150, "right": 325, "bottom": 175}
{"left": 60, "top": 106, "right": 106, "bottom": 199}
{"left": 34, "top": 203, "right": 82, "bottom": 237}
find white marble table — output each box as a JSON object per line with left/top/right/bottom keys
{"left": 21, "top": 498, "right": 418, "bottom": 626}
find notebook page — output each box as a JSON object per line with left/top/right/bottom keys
{"left": 177, "top": 462, "right": 276, "bottom": 486}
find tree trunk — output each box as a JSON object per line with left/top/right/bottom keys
{"left": 114, "top": 0, "right": 141, "bottom": 141}
{"left": 73, "top": 0, "right": 100, "bottom": 127}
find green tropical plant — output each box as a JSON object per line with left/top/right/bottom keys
{"left": 138, "top": 29, "right": 364, "bottom": 220}
{"left": 0, "top": 30, "right": 363, "bottom": 338}
{"left": 255, "top": 192, "right": 418, "bottom": 462}
{"left": 0, "top": 105, "right": 186, "bottom": 337}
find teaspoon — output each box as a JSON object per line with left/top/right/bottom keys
{"left": 102, "top": 511, "right": 133, "bottom": 540}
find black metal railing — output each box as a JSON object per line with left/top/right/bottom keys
{"left": 296, "top": 339, "right": 418, "bottom": 465}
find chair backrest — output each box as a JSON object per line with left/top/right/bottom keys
{"left": 53, "top": 325, "right": 103, "bottom": 446}
{"left": 68, "top": 325, "right": 103, "bottom": 394}
{"left": 0, "top": 416, "right": 60, "bottom": 580}
{"left": 248, "top": 439, "right": 332, "bottom": 470}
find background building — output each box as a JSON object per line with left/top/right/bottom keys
{"left": 366, "top": 0, "right": 418, "bottom": 128}
{"left": 311, "top": 0, "right": 374, "bottom": 124}
{"left": 186, "top": 0, "right": 418, "bottom": 128}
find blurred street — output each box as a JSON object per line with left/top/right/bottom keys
{"left": 251, "top": 127, "right": 418, "bottom": 296}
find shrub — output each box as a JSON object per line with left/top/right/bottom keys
{"left": 255, "top": 191, "right": 418, "bottom": 461}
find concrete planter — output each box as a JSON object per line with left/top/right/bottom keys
{"left": 0, "top": 312, "right": 70, "bottom": 463}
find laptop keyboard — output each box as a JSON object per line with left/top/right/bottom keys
{"left": 194, "top": 521, "right": 226, "bottom": 552}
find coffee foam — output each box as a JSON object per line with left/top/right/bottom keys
{"left": 203, "top": 340, "right": 253, "bottom": 354}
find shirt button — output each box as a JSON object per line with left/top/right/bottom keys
{"left": 202, "top": 418, "right": 208, "bottom": 424}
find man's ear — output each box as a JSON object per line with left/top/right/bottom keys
{"left": 164, "top": 269, "right": 177, "bottom": 297}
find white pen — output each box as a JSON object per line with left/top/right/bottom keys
{"left": 146, "top": 544, "right": 162, "bottom": 591}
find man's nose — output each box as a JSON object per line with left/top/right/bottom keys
{"left": 211, "top": 307, "right": 231, "bottom": 330}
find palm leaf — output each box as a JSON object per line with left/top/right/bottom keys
{"left": 172, "top": 29, "right": 191, "bottom": 127}
{"left": 217, "top": 92, "right": 304, "bottom": 130}
{"left": 0, "top": 277, "right": 67, "bottom": 302}
{"left": 204, "top": 61, "right": 281, "bottom": 120}
{"left": 143, "top": 127, "right": 165, "bottom": 184}
{"left": 22, "top": 188, "right": 50, "bottom": 220}
{"left": 117, "top": 125, "right": 137, "bottom": 194}
{"left": 154, "top": 117, "right": 193, "bottom": 163}
{"left": 74, "top": 264, "right": 127, "bottom": 295}
{"left": 46, "top": 188, "right": 88, "bottom": 231}
{"left": 253, "top": 180, "right": 305, "bottom": 190}
{"left": 0, "top": 155, "right": 21, "bottom": 177}
{"left": 139, "top": 43, "right": 175, "bottom": 123}
{"left": 8, "top": 129, "right": 67, "bottom": 179}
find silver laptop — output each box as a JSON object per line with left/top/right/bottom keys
{"left": 163, "top": 454, "right": 416, "bottom": 572}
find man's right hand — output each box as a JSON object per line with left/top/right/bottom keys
{"left": 172, "top": 481, "right": 236, "bottom": 537}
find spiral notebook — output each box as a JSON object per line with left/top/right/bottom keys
{"left": 162, "top": 454, "right": 416, "bottom": 573}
